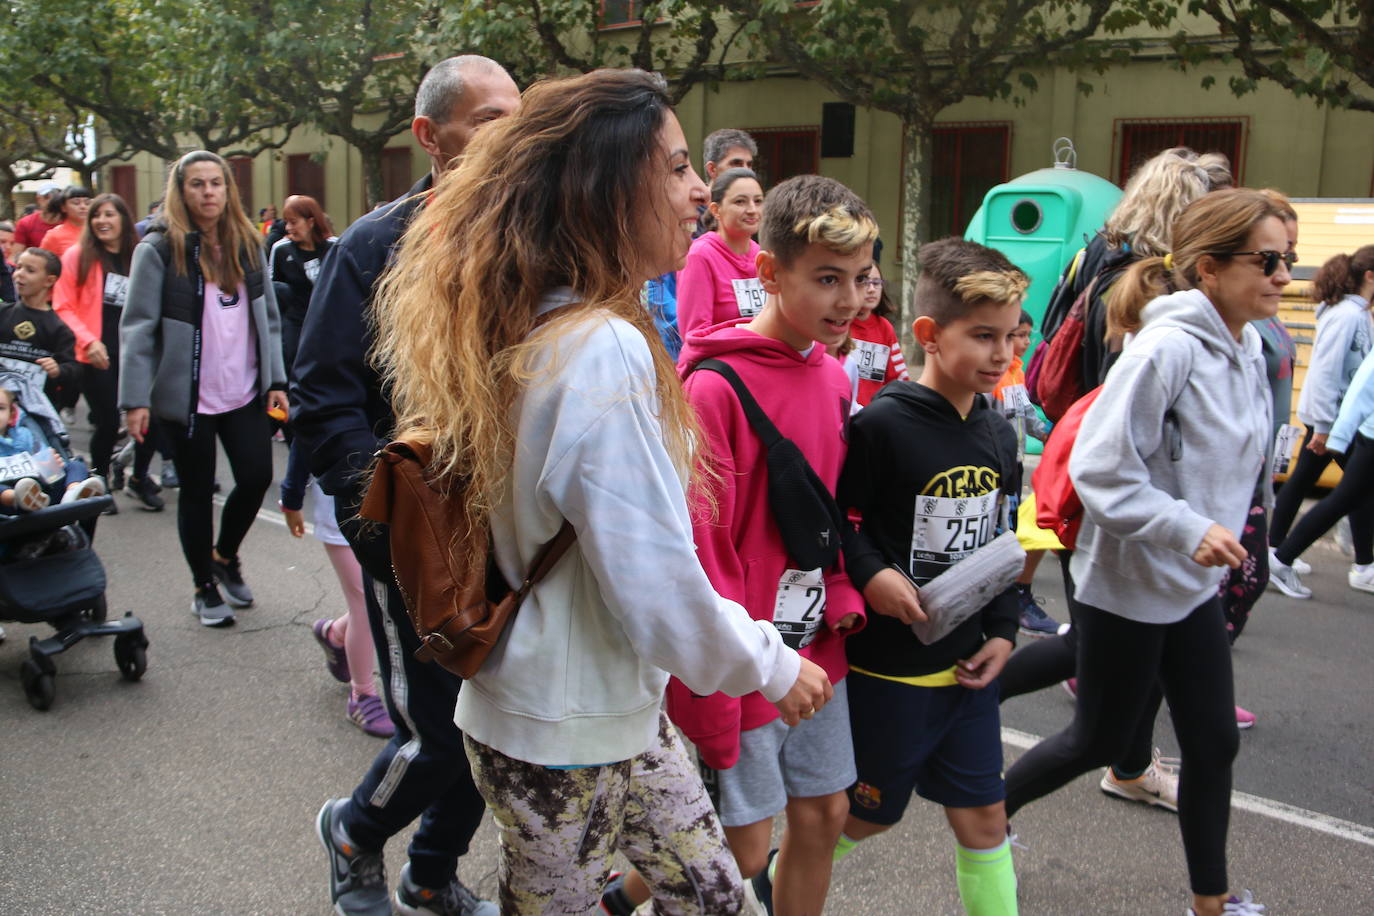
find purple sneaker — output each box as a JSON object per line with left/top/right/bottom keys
{"left": 348, "top": 693, "right": 395, "bottom": 738}
{"left": 312, "top": 619, "right": 350, "bottom": 684}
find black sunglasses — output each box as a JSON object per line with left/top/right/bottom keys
{"left": 1209, "top": 249, "right": 1298, "bottom": 276}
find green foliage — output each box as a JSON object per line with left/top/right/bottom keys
{"left": 1175, "top": 0, "right": 1373, "bottom": 113}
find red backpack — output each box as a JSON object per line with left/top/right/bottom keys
{"left": 1032, "top": 386, "right": 1102, "bottom": 550}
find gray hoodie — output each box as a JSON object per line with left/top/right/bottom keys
{"left": 1296, "top": 294, "right": 1372, "bottom": 433}
{"left": 1069, "top": 288, "right": 1272, "bottom": 624}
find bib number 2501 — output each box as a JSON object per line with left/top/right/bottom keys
{"left": 773, "top": 567, "right": 825, "bottom": 650}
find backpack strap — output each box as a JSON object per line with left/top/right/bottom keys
{"left": 693, "top": 358, "right": 785, "bottom": 448}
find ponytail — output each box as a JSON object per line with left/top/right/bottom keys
{"left": 1311, "top": 246, "right": 1374, "bottom": 305}
{"left": 1106, "top": 257, "right": 1170, "bottom": 340}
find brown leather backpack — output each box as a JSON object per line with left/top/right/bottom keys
{"left": 359, "top": 435, "right": 575, "bottom": 679}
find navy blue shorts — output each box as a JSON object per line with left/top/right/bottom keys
{"left": 846, "top": 669, "right": 1005, "bottom": 824}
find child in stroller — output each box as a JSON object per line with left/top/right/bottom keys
{"left": 0, "top": 355, "right": 147, "bottom": 710}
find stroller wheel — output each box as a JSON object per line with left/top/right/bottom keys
{"left": 20, "top": 659, "right": 55, "bottom": 711}
{"left": 114, "top": 634, "right": 148, "bottom": 682}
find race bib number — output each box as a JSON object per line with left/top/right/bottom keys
{"left": 911, "top": 492, "right": 998, "bottom": 572}
{"left": 731, "top": 277, "right": 766, "bottom": 317}
{"left": 1273, "top": 424, "right": 1303, "bottom": 476}
{"left": 103, "top": 273, "right": 129, "bottom": 309}
{"left": 853, "top": 339, "right": 891, "bottom": 382}
{"left": 304, "top": 258, "right": 322, "bottom": 284}
{"left": 773, "top": 567, "right": 825, "bottom": 650}
{"left": 0, "top": 448, "right": 64, "bottom": 485}
{"left": 1000, "top": 384, "right": 1031, "bottom": 412}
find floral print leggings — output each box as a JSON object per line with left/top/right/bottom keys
{"left": 464, "top": 711, "right": 745, "bottom": 915}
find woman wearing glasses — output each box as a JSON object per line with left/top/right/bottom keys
{"left": 675, "top": 167, "right": 766, "bottom": 345}
{"left": 1267, "top": 244, "right": 1374, "bottom": 597}
{"left": 1003, "top": 189, "right": 1287, "bottom": 916}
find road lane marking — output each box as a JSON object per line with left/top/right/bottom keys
{"left": 1001, "top": 727, "right": 1374, "bottom": 847}
{"left": 213, "top": 495, "right": 314, "bottom": 537}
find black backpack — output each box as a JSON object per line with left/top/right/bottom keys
{"left": 692, "top": 358, "right": 845, "bottom": 571}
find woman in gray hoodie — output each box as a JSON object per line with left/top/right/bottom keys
{"left": 1003, "top": 189, "right": 1291, "bottom": 916}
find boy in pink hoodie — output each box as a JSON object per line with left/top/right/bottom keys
{"left": 669, "top": 175, "right": 875, "bottom": 915}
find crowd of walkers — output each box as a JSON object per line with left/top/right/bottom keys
{"left": 6, "top": 48, "right": 1371, "bottom": 916}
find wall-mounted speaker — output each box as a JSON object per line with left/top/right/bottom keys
{"left": 821, "top": 102, "right": 856, "bottom": 158}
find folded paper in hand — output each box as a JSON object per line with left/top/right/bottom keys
{"left": 911, "top": 530, "right": 1026, "bottom": 646}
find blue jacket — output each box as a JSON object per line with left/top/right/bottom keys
{"left": 1327, "top": 346, "right": 1374, "bottom": 455}
{"left": 291, "top": 174, "right": 431, "bottom": 502}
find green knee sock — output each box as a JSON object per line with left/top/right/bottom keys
{"left": 955, "top": 838, "right": 1018, "bottom": 916}
{"left": 832, "top": 832, "right": 860, "bottom": 863}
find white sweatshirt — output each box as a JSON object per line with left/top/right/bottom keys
{"left": 455, "top": 289, "right": 800, "bottom": 767}
{"left": 1297, "top": 294, "right": 1372, "bottom": 433}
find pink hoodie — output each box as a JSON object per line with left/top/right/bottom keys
{"left": 669, "top": 319, "right": 866, "bottom": 769}
{"left": 675, "top": 232, "right": 764, "bottom": 347}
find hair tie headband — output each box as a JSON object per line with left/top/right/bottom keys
{"left": 1163, "top": 253, "right": 1174, "bottom": 271}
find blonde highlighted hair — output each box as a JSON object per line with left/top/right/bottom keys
{"left": 1108, "top": 188, "right": 1288, "bottom": 334}
{"left": 1104, "top": 147, "right": 1211, "bottom": 259}
{"left": 160, "top": 150, "right": 261, "bottom": 289}
{"left": 760, "top": 175, "right": 878, "bottom": 266}
{"left": 370, "top": 69, "right": 704, "bottom": 519}
{"left": 915, "top": 237, "right": 1029, "bottom": 325}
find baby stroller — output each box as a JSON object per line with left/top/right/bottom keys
{"left": 0, "top": 357, "right": 148, "bottom": 710}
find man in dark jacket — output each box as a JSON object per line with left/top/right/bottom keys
{"left": 293, "top": 55, "right": 519, "bottom": 916}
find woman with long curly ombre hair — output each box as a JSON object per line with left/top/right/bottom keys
{"left": 370, "top": 68, "right": 827, "bottom": 914}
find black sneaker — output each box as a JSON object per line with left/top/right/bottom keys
{"left": 109, "top": 462, "right": 126, "bottom": 492}
{"left": 211, "top": 555, "right": 254, "bottom": 607}
{"left": 750, "top": 849, "right": 777, "bottom": 916}
{"left": 160, "top": 464, "right": 179, "bottom": 488}
{"left": 315, "top": 798, "right": 391, "bottom": 916}
{"left": 395, "top": 862, "right": 497, "bottom": 916}
{"left": 193, "top": 583, "right": 235, "bottom": 627}
{"left": 127, "top": 475, "right": 166, "bottom": 512}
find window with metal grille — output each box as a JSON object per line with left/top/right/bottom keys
{"left": 930, "top": 123, "right": 1011, "bottom": 239}
{"left": 228, "top": 157, "right": 254, "bottom": 213}
{"left": 287, "top": 154, "right": 326, "bottom": 209}
{"left": 1116, "top": 118, "right": 1246, "bottom": 185}
{"left": 110, "top": 165, "right": 136, "bottom": 208}
{"left": 601, "top": 0, "right": 641, "bottom": 26}
{"left": 748, "top": 128, "right": 819, "bottom": 190}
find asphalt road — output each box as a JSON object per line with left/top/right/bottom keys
{"left": 0, "top": 432, "right": 1370, "bottom": 914}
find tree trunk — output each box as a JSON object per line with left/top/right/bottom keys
{"left": 77, "top": 166, "right": 94, "bottom": 190}
{"left": 0, "top": 173, "right": 16, "bottom": 221}
{"left": 897, "top": 115, "right": 935, "bottom": 359}
{"left": 358, "top": 141, "right": 386, "bottom": 211}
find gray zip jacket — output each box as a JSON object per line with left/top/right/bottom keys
{"left": 1069, "top": 288, "right": 1272, "bottom": 624}
{"left": 1296, "top": 294, "right": 1372, "bottom": 433}
{"left": 119, "top": 229, "right": 285, "bottom": 429}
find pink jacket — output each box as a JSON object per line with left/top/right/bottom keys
{"left": 675, "top": 232, "right": 763, "bottom": 347}
{"left": 669, "top": 320, "right": 865, "bottom": 768}
{"left": 52, "top": 246, "right": 105, "bottom": 364}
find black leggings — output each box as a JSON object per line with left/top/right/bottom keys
{"left": 998, "top": 552, "right": 1160, "bottom": 775}
{"left": 164, "top": 398, "right": 273, "bottom": 587}
{"left": 84, "top": 363, "right": 157, "bottom": 481}
{"left": 1270, "top": 425, "right": 1374, "bottom": 561}
{"left": 1275, "top": 433, "right": 1374, "bottom": 567}
{"left": 1004, "top": 596, "right": 1239, "bottom": 896}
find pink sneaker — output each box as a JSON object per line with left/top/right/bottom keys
{"left": 1235, "top": 705, "right": 1256, "bottom": 730}
{"left": 1061, "top": 678, "right": 1077, "bottom": 699}
{"left": 347, "top": 692, "right": 395, "bottom": 738}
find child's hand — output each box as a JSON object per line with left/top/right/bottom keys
{"left": 279, "top": 502, "right": 305, "bottom": 538}
{"left": 834, "top": 612, "right": 861, "bottom": 631}
{"left": 36, "top": 356, "right": 59, "bottom": 378}
{"left": 862, "top": 568, "right": 927, "bottom": 624}
{"left": 955, "top": 637, "right": 1014, "bottom": 689}
{"left": 1192, "top": 523, "right": 1245, "bottom": 569}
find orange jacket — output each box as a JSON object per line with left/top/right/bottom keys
{"left": 52, "top": 245, "right": 105, "bottom": 364}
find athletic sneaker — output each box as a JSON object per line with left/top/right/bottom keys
{"left": 1061, "top": 678, "right": 1077, "bottom": 699}
{"left": 160, "top": 464, "right": 180, "bottom": 488}
{"left": 1186, "top": 889, "right": 1266, "bottom": 915}
{"left": 211, "top": 555, "right": 254, "bottom": 607}
{"left": 313, "top": 619, "right": 351, "bottom": 683}
{"left": 599, "top": 873, "right": 635, "bottom": 916}
{"left": 1267, "top": 551, "right": 1311, "bottom": 599}
{"left": 1017, "top": 588, "right": 1060, "bottom": 637}
{"left": 60, "top": 476, "right": 106, "bottom": 504}
{"left": 315, "top": 798, "right": 391, "bottom": 916}
{"left": 126, "top": 474, "right": 165, "bottom": 511}
{"left": 1290, "top": 556, "right": 1311, "bottom": 575}
{"left": 347, "top": 693, "right": 395, "bottom": 738}
{"left": 750, "top": 849, "right": 777, "bottom": 916}
{"left": 14, "top": 477, "right": 49, "bottom": 512}
{"left": 1100, "top": 748, "right": 1179, "bottom": 812}
{"left": 1235, "top": 705, "right": 1256, "bottom": 729}
{"left": 395, "top": 861, "right": 497, "bottom": 916}
{"left": 1347, "top": 563, "right": 1374, "bottom": 594}
{"left": 193, "top": 583, "right": 235, "bottom": 628}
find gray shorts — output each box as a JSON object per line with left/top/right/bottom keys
{"left": 716, "top": 677, "right": 856, "bottom": 827}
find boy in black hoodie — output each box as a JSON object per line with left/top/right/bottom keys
{"left": 836, "top": 238, "right": 1028, "bottom": 915}
{"left": 0, "top": 248, "right": 79, "bottom": 409}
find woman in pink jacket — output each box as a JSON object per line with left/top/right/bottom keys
{"left": 675, "top": 167, "right": 766, "bottom": 343}
{"left": 53, "top": 193, "right": 163, "bottom": 510}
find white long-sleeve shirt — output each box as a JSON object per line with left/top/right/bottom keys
{"left": 1297, "top": 295, "right": 1372, "bottom": 433}
{"left": 455, "top": 289, "right": 799, "bottom": 767}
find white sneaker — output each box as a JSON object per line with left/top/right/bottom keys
{"left": 1348, "top": 564, "right": 1374, "bottom": 594}
{"left": 1187, "top": 889, "right": 1266, "bottom": 915}
{"left": 60, "top": 476, "right": 107, "bottom": 504}
{"left": 1268, "top": 550, "right": 1312, "bottom": 599}
{"left": 1100, "top": 747, "right": 1179, "bottom": 812}
{"left": 1290, "top": 556, "right": 1312, "bottom": 575}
